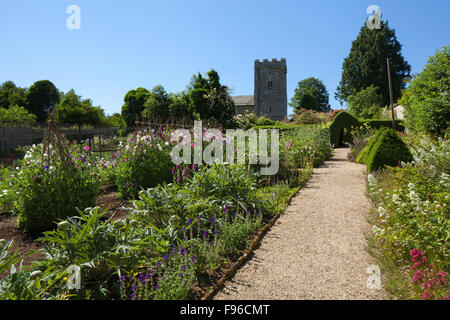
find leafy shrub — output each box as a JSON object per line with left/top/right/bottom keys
{"left": 367, "top": 136, "right": 449, "bottom": 299}
{"left": 0, "top": 105, "right": 37, "bottom": 126}
{"left": 292, "top": 108, "right": 327, "bottom": 125}
{"left": 233, "top": 112, "right": 275, "bottom": 129}
{"left": 400, "top": 46, "right": 449, "bottom": 136}
{"left": 356, "top": 146, "right": 369, "bottom": 164}
{"left": 189, "top": 163, "right": 264, "bottom": 214}
{"left": 329, "top": 111, "right": 361, "bottom": 146}
{"left": 347, "top": 85, "right": 384, "bottom": 119}
{"left": 115, "top": 130, "right": 174, "bottom": 199}
{"left": 366, "top": 128, "right": 413, "bottom": 173}
{"left": 15, "top": 144, "right": 100, "bottom": 233}
{"left": 362, "top": 119, "right": 405, "bottom": 131}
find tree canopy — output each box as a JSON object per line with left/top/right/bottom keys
{"left": 56, "top": 89, "right": 104, "bottom": 127}
{"left": 400, "top": 46, "right": 450, "bottom": 136}
{"left": 188, "top": 69, "right": 235, "bottom": 126}
{"left": 121, "top": 87, "right": 151, "bottom": 127}
{"left": 347, "top": 85, "right": 384, "bottom": 119}
{"left": 0, "top": 81, "right": 28, "bottom": 110}
{"left": 26, "top": 80, "right": 60, "bottom": 122}
{"left": 335, "top": 20, "right": 411, "bottom": 107}
{"left": 290, "top": 77, "right": 329, "bottom": 112}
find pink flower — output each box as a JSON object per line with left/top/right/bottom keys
{"left": 422, "top": 290, "right": 433, "bottom": 300}
{"left": 84, "top": 146, "right": 91, "bottom": 152}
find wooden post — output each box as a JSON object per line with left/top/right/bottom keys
{"left": 387, "top": 58, "right": 396, "bottom": 130}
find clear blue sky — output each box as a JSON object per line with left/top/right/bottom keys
{"left": 1, "top": 0, "right": 449, "bottom": 116}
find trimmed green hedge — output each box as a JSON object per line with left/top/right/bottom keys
{"left": 361, "top": 119, "right": 405, "bottom": 131}
{"left": 365, "top": 128, "right": 413, "bottom": 173}
{"left": 329, "top": 111, "right": 360, "bottom": 146}
{"left": 329, "top": 111, "right": 405, "bottom": 146}
{"left": 253, "top": 124, "right": 315, "bottom": 131}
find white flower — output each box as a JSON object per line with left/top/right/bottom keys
{"left": 378, "top": 207, "right": 386, "bottom": 217}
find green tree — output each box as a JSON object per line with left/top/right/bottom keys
{"left": 26, "top": 80, "right": 60, "bottom": 122}
{"left": 121, "top": 87, "right": 151, "bottom": 127}
{"left": 168, "top": 92, "right": 194, "bottom": 119}
{"left": 188, "top": 69, "right": 235, "bottom": 126}
{"left": 56, "top": 89, "right": 103, "bottom": 127}
{"left": 347, "top": 85, "right": 384, "bottom": 119}
{"left": 400, "top": 46, "right": 450, "bottom": 136}
{"left": 290, "top": 77, "right": 329, "bottom": 112}
{"left": 0, "top": 105, "right": 37, "bottom": 126}
{"left": 104, "top": 113, "right": 126, "bottom": 127}
{"left": 336, "top": 20, "right": 411, "bottom": 107}
{"left": 142, "top": 85, "right": 172, "bottom": 121}
{"left": 0, "top": 81, "right": 28, "bottom": 109}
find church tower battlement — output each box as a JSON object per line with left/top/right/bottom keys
{"left": 254, "top": 58, "right": 287, "bottom": 121}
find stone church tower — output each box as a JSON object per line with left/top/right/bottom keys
{"left": 254, "top": 58, "right": 287, "bottom": 121}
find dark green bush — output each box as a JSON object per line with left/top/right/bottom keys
{"left": 361, "top": 119, "right": 405, "bottom": 131}
{"left": 329, "top": 111, "right": 361, "bottom": 146}
{"left": 16, "top": 161, "right": 100, "bottom": 234}
{"left": 365, "top": 128, "right": 413, "bottom": 172}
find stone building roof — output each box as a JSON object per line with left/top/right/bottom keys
{"left": 232, "top": 95, "right": 254, "bottom": 106}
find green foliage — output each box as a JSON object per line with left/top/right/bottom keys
{"left": 103, "top": 113, "right": 126, "bottom": 128}
{"left": 365, "top": 129, "right": 413, "bottom": 173}
{"left": 362, "top": 119, "right": 405, "bottom": 131}
{"left": 188, "top": 70, "right": 235, "bottom": 127}
{"left": 56, "top": 90, "right": 104, "bottom": 127}
{"left": 347, "top": 85, "right": 384, "bottom": 119}
{"left": 217, "top": 215, "right": 262, "bottom": 258}
{"left": 233, "top": 112, "right": 275, "bottom": 130}
{"left": 189, "top": 163, "right": 264, "bottom": 213}
{"left": 121, "top": 87, "right": 151, "bottom": 127}
{"left": 290, "top": 77, "right": 330, "bottom": 112}
{"left": 168, "top": 92, "right": 194, "bottom": 120}
{"left": 400, "top": 46, "right": 450, "bottom": 136}
{"left": 15, "top": 148, "right": 100, "bottom": 233}
{"left": 142, "top": 85, "right": 172, "bottom": 121}
{"left": 26, "top": 80, "right": 60, "bottom": 122}
{"left": 115, "top": 132, "right": 173, "bottom": 199}
{"left": 0, "top": 81, "right": 28, "bottom": 109}
{"left": 292, "top": 108, "right": 328, "bottom": 125}
{"left": 336, "top": 20, "right": 411, "bottom": 106}
{"left": 329, "top": 111, "right": 361, "bottom": 146}
{"left": 0, "top": 105, "right": 37, "bottom": 126}
{"left": 367, "top": 136, "right": 449, "bottom": 298}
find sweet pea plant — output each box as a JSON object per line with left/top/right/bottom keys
{"left": 114, "top": 128, "right": 174, "bottom": 199}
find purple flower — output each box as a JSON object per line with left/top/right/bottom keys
{"left": 190, "top": 256, "right": 196, "bottom": 263}
{"left": 188, "top": 218, "right": 193, "bottom": 225}
{"left": 178, "top": 273, "right": 184, "bottom": 278}
{"left": 179, "top": 246, "right": 186, "bottom": 255}
{"left": 154, "top": 284, "right": 160, "bottom": 291}
{"left": 163, "top": 255, "right": 168, "bottom": 261}
{"left": 157, "top": 261, "right": 162, "bottom": 267}
{"left": 181, "top": 265, "right": 186, "bottom": 271}
{"left": 203, "top": 230, "right": 208, "bottom": 239}
{"left": 214, "top": 229, "right": 219, "bottom": 235}
{"left": 209, "top": 216, "right": 215, "bottom": 224}
{"left": 224, "top": 204, "right": 229, "bottom": 213}
{"left": 197, "top": 215, "right": 201, "bottom": 222}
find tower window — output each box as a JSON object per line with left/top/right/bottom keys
{"left": 268, "top": 81, "right": 273, "bottom": 90}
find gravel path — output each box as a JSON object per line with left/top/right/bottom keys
{"left": 214, "top": 148, "right": 386, "bottom": 300}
